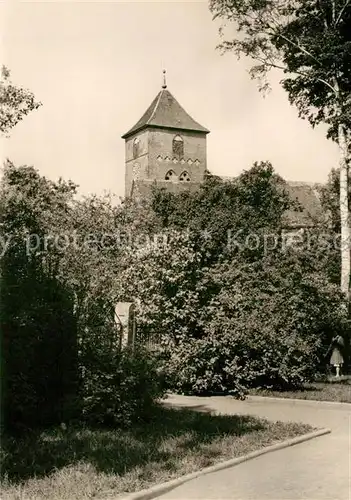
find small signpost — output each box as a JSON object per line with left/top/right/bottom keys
{"left": 114, "top": 302, "right": 136, "bottom": 349}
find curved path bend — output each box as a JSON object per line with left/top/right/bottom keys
{"left": 159, "top": 394, "right": 351, "bottom": 500}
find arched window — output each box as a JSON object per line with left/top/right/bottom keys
{"left": 179, "top": 171, "right": 191, "bottom": 182}
{"left": 165, "top": 169, "right": 176, "bottom": 181}
{"left": 133, "top": 137, "right": 140, "bottom": 159}
{"left": 172, "top": 135, "right": 184, "bottom": 158}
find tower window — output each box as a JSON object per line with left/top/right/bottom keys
{"left": 133, "top": 137, "right": 140, "bottom": 159}
{"left": 179, "top": 171, "right": 191, "bottom": 182}
{"left": 165, "top": 169, "right": 176, "bottom": 181}
{"left": 172, "top": 135, "right": 184, "bottom": 158}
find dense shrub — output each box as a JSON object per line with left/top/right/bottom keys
{"left": 164, "top": 337, "right": 247, "bottom": 397}
{"left": 119, "top": 230, "right": 204, "bottom": 347}
{"left": 2, "top": 158, "right": 348, "bottom": 430}
{"left": 81, "top": 345, "right": 166, "bottom": 426}
{"left": 167, "top": 322, "right": 319, "bottom": 394}
{"left": 165, "top": 257, "right": 348, "bottom": 393}
{"left": 0, "top": 164, "right": 80, "bottom": 431}
{"left": 0, "top": 163, "right": 164, "bottom": 431}
{"left": 119, "top": 166, "right": 349, "bottom": 394}
{"left": 1, "top": 266, "right": 79, "bottom": 430}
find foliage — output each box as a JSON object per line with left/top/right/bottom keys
{"left": 0, "top": 161, "right": 166, "bottom": 430}
{"left": 82, "top": 346, "right": 166, "bottom": 426}
{"left": 319, "top": 167, "right": 351, "bottom": 233}
{"left": 0, "top": 66, "right": 41, "bottom": 135}
{"left": 118, "top": 230, "right": 204, "bottom": 348}
{"left": 152, "top": 163, "right": 293, "bottom": 231}
{"left": 1, "top": 157, "right": 348, "bottom": 425}
{"left": 0, "top": 163, "right": 79, "bottom": 429}
{"left": 209, "top": 0, "right": 351, "bottom": 138}
{"left": 317, "top": 168, "right": 351, "bottom": 285}
{"left": 152, "top": 162, "right": 295, "bottom": 265}
{"left": 204, "top": 255, "right": 347, "bottom": 388}
{"left": 162, "top": 252, "right": 348, "bottom": 394}
{"left": 120, "top": 164, "right": 349, "bottom": 393}
{"left": 209, "top": 0, "right": 351, "bottom": 299}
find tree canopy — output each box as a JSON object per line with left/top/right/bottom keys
{"left": 210, "top": 0, "right": 351, "bottom": 138}
{"left": 210, "top": 0, "right": 351, "bottom": 299}
{"left": 0, "top": 66, "right": 41, "bottom": 135}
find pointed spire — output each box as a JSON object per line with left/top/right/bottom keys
{"left": 122, "top": 74, "right": 210, "bottom": 139}
{"left": 162, "top": 69, "right": 167, "bottom": 89}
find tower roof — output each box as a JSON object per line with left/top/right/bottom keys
{"left": 122, "top": 87, "right": 210, "bottom": 139}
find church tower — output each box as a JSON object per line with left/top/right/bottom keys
{"left": 122, "top": 71, "right": 210, "bottom": 198}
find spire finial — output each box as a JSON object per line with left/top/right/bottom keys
{"left": 162, "top": 69, "right": 167, "bottom": 89}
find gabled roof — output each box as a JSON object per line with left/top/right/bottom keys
{"left": 218, "top": 177, "right": 324, "bottom": 228}
{"left": 122, "top": 88, "right": 210, "bottom": 139}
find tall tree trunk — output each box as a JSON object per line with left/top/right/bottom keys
{"left": 338, "top": 122, "right": 350, "bottom": 303}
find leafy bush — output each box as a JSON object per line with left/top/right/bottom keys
{"left": 0, "top": 163, "right": 80, "bottom": 431}
{"left": 81, "top": 345, "right": 166, "bottom": 426}
{"left": 119, "top": 166, "right": 349, "bottom": 394}
{"left": 118, "top": 230, "right": 204, "bottom": 347}
{"left": 0, "top": 163, "right": 164, "bottom": 431}
{"left": 164, "top": 322, "right": 316, "bottom": 395}
{"left": 164, "top": 337, "right": 247, "bottom": 397}
{"left": 165, "top": 256, "right": 348, "bottom": 393}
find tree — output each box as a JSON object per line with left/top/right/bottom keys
{"left": 209, "top": 0, "right": 351, "bottom": 302}
{"left": 118, "top": 230, "right": 204, "bottom": 349}
{"left": 119, "top": 163, "right": 348, "bottom": 392}
{"left": 1, "top": 69, "right": 44, "bottom": 430}
{"left": 0, "top": 66, "right": 41, "bottom": 135}
{"left": 152, "top": 161, "right": 296, "bottom": 266}
{"left": 0, "top": 162, "right": 79, "bottom": 429}
{"left": 319, "top": 167, "right": 351, "bottom": 234}
{"left": 0, "top": 162, "right": 166, "bottom": 429}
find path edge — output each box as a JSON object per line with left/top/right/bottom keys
{"left": 120, "top": 427, "right": 331, "bottom": 500}
{"left": 247, "top": 395, "right": 351, "bottom": 408}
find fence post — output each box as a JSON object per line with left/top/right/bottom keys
{"left": 115, "top": 302, "right": 135, "bottom": 349}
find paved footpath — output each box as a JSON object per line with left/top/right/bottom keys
{"left": 159, "top": 394, "right": 351, "bottom": 500}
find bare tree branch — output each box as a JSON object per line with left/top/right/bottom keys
{"left": 331, "top": 0, "right": 336, "bottom": 23}
{"left": 255, "top": 55, "right": 337, "bottom": 95}
{"left": 276, "top": 32, "right": 324, "bottom": 67}
{"left": 335, "top": 0, "right": 351, "bottom": 26}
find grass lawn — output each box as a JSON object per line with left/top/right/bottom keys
{"left": 250, "top": 378, "right": 351, "bottom": 403}
{"left": 1, "top": 405, "right": 313, "bottom": 500}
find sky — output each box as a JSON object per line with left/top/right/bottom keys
{"left": 1, "top": 0, "right": 339, "bottom": 199}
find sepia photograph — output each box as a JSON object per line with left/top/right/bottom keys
{"left": 0, "top": 1, "right": 350, "bottom": 499}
